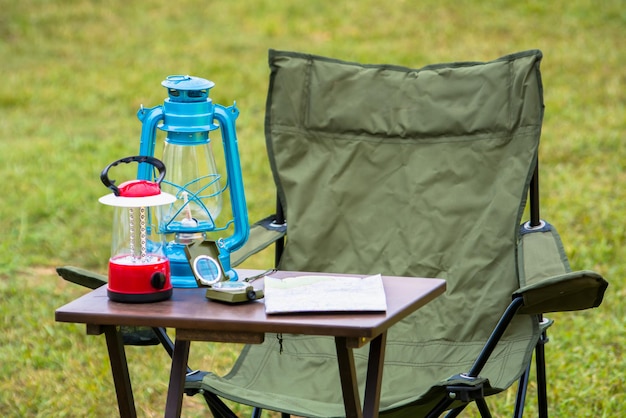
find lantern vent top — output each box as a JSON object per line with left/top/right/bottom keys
{"left": 162, "top": 75, "right": 215, "bottom": 102}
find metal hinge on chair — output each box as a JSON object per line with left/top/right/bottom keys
{"left": 445, "top": 374, "right": 489, "bottom": 403}
{"left": 427, "top": 374, "right": 492, "bottom": 418}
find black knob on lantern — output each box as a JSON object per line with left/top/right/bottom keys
{"left": 151, "top": 272, "right": 167, "bottom": 290}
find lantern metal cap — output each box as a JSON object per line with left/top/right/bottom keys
{"left": 162, "top": 75, "right": 215, "bottom": 91}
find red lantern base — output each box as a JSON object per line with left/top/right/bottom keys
{"left": 107, "top": 255, "right": 173, "bottom": 303}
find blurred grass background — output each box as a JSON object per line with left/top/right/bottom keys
{"left": 0, "top": 0, "right": 623, "bottom": 416}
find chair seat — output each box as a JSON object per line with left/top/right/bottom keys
{"left": 192, "top": 316, "right": 537, "bottom": 416}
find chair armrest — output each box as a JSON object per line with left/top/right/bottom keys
{"left": 231, "top": 214, "right": 286, "bottom": 267}
{"left": 56, "top": 266, "right": 107, "bottom": 290}
{"left": 514, "top": 270, "right": 607, "bottom": 315}
{"left": 515, "top": 220, "right": 608, "bottom": 315}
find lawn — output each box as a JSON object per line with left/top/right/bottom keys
{"left": 0, "top": 0, "right": 623, "bottom": 416}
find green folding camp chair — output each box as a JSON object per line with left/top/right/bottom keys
{"left": 181, "top": 49, "right": 607, "bottom": 417}
{"left": 58, "top": 49, "right": 607, "bottom": 417}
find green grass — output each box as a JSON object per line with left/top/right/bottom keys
{"left": 1, "top": 0, "right": 624, "bottom": 416}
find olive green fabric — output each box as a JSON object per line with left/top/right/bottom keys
{"left": 193, "top": 50, "right": 546, "bottom": 416}
{"left": 56, "top": 266, "right": 107, "bottom": 289}
{"left": 515, "top": 223, "right": 607, "bottom": 315}
{"left": 231, "top": 216, "right": 286, "bottom": 267}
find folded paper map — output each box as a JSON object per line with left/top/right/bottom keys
{"left": 264, "top": 274, "right": 387, "bottom": 314}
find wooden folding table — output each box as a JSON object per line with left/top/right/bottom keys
{"left": 56, "top": 269, "right": 446, "bottom": 418}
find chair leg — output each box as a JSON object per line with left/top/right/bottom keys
{"left": 444, "top": 404, "right": 467, "bottom": 417}
{"left": 445, "top": 399, "right": 492, "bottom": 418}
{"left": 513, "top": 362, "right": 531, "bottom": 417}
{"left": 250, "top": 407, "right": 289, "bottom": 418}
{"left": 536, "top": 330, "right": 549, "bottom": 418}
{"left": 445, "top": 399, "right": 494, "bottom": 418}
{"left": 202, "top": 391, "right": 238, "bottom": 418}
{"left": 475, "top": 398, "right": 493, "bottom": 418}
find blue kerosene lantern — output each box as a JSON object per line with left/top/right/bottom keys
{"left": 136, "top": 75, "right": 249, "bottom": 287}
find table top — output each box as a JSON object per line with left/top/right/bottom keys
{"left": 56, "top": 269, "right": 445, "bottom": 341}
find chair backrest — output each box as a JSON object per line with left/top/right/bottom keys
{"left": 265, "top": 49, "right": 544, "bottom": 398}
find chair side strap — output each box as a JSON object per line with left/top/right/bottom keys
{"left": 231, "top": 215, "right": 286, "bottom": 267}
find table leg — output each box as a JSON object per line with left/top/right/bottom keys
{"left": 335, "top": 336, "right": 362, "bottom": 418}
{"left": 103, "top": 325, "right": 137, "bottom": 418}
{"left": 335, "top": 333, "right": 387, "bottom": 418}
{"left": 164, "top": 338, "right": 191, "bottom": 418}
{"left": 363, "top": 332, "right": 387, "bottom": 418}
